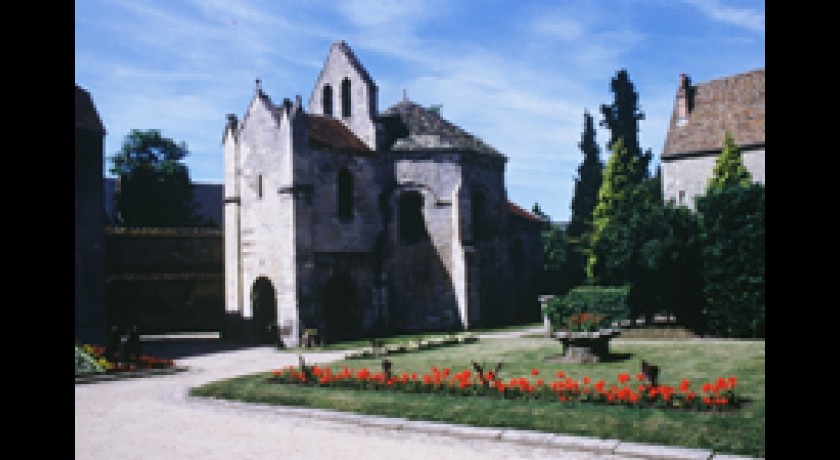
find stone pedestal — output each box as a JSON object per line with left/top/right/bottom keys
{"left": 538, "top": 295, "right": 556, "bottom": 338}
{"left": 553, "top": 329, "right": 620, "bottom": 363}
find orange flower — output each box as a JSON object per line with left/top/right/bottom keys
{"left": 703, "top": 396, "right": 712, "bottom": 405}
{"left": 617, "top": 373, "right": 630, "bottom": 384}
{"left": 536, "top": 379, "right": 544, "bottom": 387}
{"left": 636, "top": 372, "right": 645, "bottom": 382}
{"left": 556, "top": 370, "right": 566, "bottom": 379}
{"left": 702, "top": 383, "right": 713, "bottom": 393}
{"left": 679, "top": 379, "right": 691, "bottom": 393}
{"left": 728, "top": 376, "right": 738, "bottom": 388}
{"left": 531, "top": 368, "right": 540, "bottom": 376}
{"left": 583, "top": 376, "right": 590, "bottom": 385}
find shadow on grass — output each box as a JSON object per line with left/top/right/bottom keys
{"left": 600, "top": 352, "right": 635, "bottom": 363}
{"left": 545, "top": 352, "right": 635, "bottom": 364}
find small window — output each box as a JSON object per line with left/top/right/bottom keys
{"left": 338, "top": 167, "right": 353, "bottom": 220}
{"left": 678, "top": 190, "right": 686, "bottom": 205}
{"left": 341, "top": 78, "right": 352, "bottom": 117}
{"left": 322, "top": 84, "right": 333, "bottom": 116}
{"left": 258, "top": 174, "right": 263, "bottom": 199}
{"left": 399, "top": 191, "right": 426, "bottom": 244}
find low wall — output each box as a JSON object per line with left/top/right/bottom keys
{"left": 105, "top": 227, "right": 224, "bottom": 334}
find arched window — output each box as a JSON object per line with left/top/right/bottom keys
{"left": 399, "top": 191, "right": 425, "bottom": 244}
{"left": 341, "top": 78, "right": 352, "bottom": 117}
{"left": 338, "top": 167, "right": 353, "bottom": 221}
{"left": 322, "top": 84, "right": 333, "bottom": 116}
{"left": 471, "top": 190, "right": 486, "bottom": 241}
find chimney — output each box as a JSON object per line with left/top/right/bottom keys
{"left": 676, "top": 73, "right": 692, "bottom": 126}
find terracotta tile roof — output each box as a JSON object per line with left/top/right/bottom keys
{"left": 75, "top": 84, "right": 105, "bottom": 134}
{"left": 508, "top": 201, "right": 545, "bottom": 223}
{"left": 662, "top": 68, "right": 764, "bottom": 158}
{"left": 306, "top": 114, "right": 372, "bottom": 153}
{"left": 380, "top": 100, "right": 505, "bottom": 156}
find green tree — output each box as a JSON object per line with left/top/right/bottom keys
{"left": 586, "top": 138, "right": 643, "bottom": 282}
{"left": 695, "top": 183, "right": 765, "bottom": 338}
{"left": 567, "top": 111, "right": 604, "bottom": 240}
{"left": 110, "top": 129, "right": 200, "bottom": 227}
{"left": 707, "top": 131, "right": 753, "bottom": 193}
{"left": 600, "top": 69, "right": 651, "bottom": 182}
{"left": 634, "top": 198, "right": 704, "bottom": 329}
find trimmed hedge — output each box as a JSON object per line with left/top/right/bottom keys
{"left": 543, "top": 285, "right": 630, "bottom": 329}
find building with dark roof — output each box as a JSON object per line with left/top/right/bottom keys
{"left": 76, "top": 84, "right": 107, "bottom": 343}
{"left": 223, "top": 41, "right": 547, "bottom": 344}
{"left": 661, "top": 68, "right": 765, "bottom": 207}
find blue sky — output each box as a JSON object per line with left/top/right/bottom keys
{"left": 75, "top": 0, "right": 764, "bottom": 223}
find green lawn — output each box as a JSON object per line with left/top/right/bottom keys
{"left": 190, "top": 337, "right": 765, "bottom": 458}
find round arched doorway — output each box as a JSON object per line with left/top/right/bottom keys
{"left": 250, "top": 276, "right": 277, "bottom": 344}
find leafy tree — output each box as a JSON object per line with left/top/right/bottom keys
{"left": 540, "top": 223, "right": 587, "bottom": 297}
{"left": 110, "top": 129, "right": 200, "bottom": 227}
{"left": 706, "top": 131, "right": 753, "bottom": 192}
{"left": 600, "top": 69, "right": 651, "bottom": 182}
{"left": 634, "top": 199, "right": 704, "bottom": 329}
{"left": 695, "top": 183, "right": 765, "bottom": 338}
{"left": 586, "top": 138, "right": 642, "bottom": 282}
{"left": 567, "top": 111, "right": 604, "bottom": 240}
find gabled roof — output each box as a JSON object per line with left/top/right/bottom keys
{"left": 508, "top": 201, "right": 545, "bottom": 223}
{"left": 75, "top": 84, "right": 105, "bottom": 134}
{"left": 306, "top": 114, "right": 372, "bottom": 153}
{"left": 380, "top": 99, "right": 505, "bottom": 156}
{"left": 312, "top": 41, "right": 376, "bottom": 89}
{"left": 662, "top": 68, "right": 764, "bottom": 158}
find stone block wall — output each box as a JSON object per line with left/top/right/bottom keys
{"left": 662, "top": 147, "right": 765, "bottom": 209}
{"left": 105, "top": 227, "right": 224, "bottom": 334}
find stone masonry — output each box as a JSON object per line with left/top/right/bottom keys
{"left": 223, "top": 41, "right": 545, "bottom": 346}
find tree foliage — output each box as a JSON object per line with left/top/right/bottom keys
{"left": 696, "top": 182, "right": 765, "bottom": 338}
{"left": 567, "top": 111, "right": 603, "bottom": 240}
{"left": 110, "top": 129, "right": 200, "bottom": 227}
{"left": 586, "top": 138, "right": 642, "bottom": 282}
{"left": 600, "top": 69, "right": 651, "bottom": 182}
{"left": 706, "top": 131, "right": 753, "bottom": 193}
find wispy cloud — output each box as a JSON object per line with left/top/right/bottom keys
{"left": 681, "top": 0, "right": 764, "bottom": 34}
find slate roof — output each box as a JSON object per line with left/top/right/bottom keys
{"left": 306, "top": 114, "right": 372, "bottom": 153}
{"left": 75, "top": 84, "right": 105, "bottom": 134}
{"left": 662, "top": 68, "right": 764, "bottom": 158}
{"left": 380, "top": 99, "right": 505, "bottom": 157}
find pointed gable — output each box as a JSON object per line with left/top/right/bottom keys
{"left": 662, "top": 68, "right": 765, "bottom": 158}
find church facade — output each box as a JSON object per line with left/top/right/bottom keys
{"left": 222, "top": 41, "right": 546, "bottom": 345}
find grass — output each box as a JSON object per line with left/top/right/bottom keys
{"left": 190, "top": 337, "right": 765, "bottom": 458}
{"left": 296, "top": 322, "right": 541, "bottom": 352}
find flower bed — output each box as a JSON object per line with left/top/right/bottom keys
{"left": 268, "top": 362, "right": 741, "bottom": 412}
{"left": 344, "top": 333, "right": 478, "bottom": 359}
{"left": 75, "top": 343, "right": 176, "bottom": 376}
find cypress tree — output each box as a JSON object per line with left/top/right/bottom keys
{"left": 707, "top": 131, "right": 753, "bottom": 193}
{"left": 567, "top": 111, "right": 603, "bottom": 240}
{"left": 600, "top": 69, "right": 651, "bottom": 182}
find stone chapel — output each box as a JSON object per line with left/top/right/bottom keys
{"left": 222, "top": 41, "right": 546, "bottom": 345}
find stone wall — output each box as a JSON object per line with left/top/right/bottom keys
{"left": 105, "top": 227, "right": 224, "bottom": 334}
{"left": 662, "top": 147, "right": 765, "bottom": 208}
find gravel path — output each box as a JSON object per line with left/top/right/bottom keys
{"left": 75, "top": 337, "right": 756, "bottom": 460}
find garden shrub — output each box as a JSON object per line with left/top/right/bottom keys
{"left": 544, "top": 285, "right": 630, "bottom": 330}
